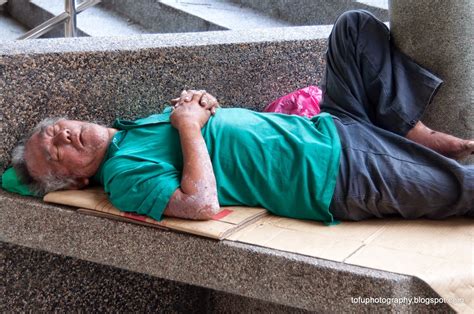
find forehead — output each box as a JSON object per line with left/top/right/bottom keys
{"left": 24, "top": 131, "right": 52, "bottom": 178}
{"left": 34, "top": 119, "right": 79, "bottom": 133}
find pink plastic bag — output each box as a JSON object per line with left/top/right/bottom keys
{"left": 264, "top": 86, "right": 322, "bottom": 118}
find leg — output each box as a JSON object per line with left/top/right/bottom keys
{"left": 321, "top": 10, "right": 443, "bottom": 134}
{"left": 321, "top": 10, "right": 473, "bottom": 159}
{"left": 406, "top": 122, "right": 474, "bottom": 160}
{"left": 330, "top": 120, "right": 473, "bottom": 220}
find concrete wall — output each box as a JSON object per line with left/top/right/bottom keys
{"left": 390, "top": 0, "right": 474, "bottom": 163}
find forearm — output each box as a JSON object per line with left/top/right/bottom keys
{"left": 179, "top": 124, "right": 216, "bottom": 194}
{"left": 165, "top": 123, "right": 219, "bottom": 219}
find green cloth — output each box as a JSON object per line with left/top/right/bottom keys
{"left": 1, "top": 167, "right": 37, "bottom": 197}
{"left": 94, "top": 107, "right": 341, "bottom": 224}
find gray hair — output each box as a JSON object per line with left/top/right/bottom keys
{"left": 11, "top": 117, "right": 77, "bottom": 196}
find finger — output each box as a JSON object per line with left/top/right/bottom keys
{"left": 191, "top": 90, "right": 205, "bottom": 103}
{"left": 204, "top": 93, "right": 218, "bottom": 108}
{"left": 184, "top": 89, "right": 204, "bottom": 102}
{"left": 200, "top": 94, "right": 209, "bottom": 107}
{"left": 201, "top": 92, "right": 217, "bottom": 109}
{"left": 187, "top": 90, "right": 205, "bottom": 103}
{"left": 170, "top": 98, "right": 180, "bottom": 104}
{"left": 206, "top": 93, "right": 216, "bottom": 103}
{"left": 200, "top": 95, "right": 214, "bottom": 110}
{"left": 183, "top": 89, "right": 194, "bottom": 102}
{"left": 211, "top": 107, "right": 216, "bottom": 115}
{"left": 180, "top": 89, "right": 188, "bottom": 99}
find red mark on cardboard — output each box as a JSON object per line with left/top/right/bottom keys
{"left": 124, "top": 212, "right": 147, "bottom": 222}
{"left": 212, "top": 209, "right": 232, "bottom": 220}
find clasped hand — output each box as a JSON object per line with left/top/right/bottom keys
{"left": 170, "top": 89, "right": 220, "bottom": 130}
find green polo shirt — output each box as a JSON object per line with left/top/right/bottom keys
{"left": 94, "top": 107, "right": 341, "bottom": 224}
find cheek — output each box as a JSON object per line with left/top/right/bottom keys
{"left": 51, "top": 165, "right": 72, "bottom": 177}
{"left": 90, "top": 136, "right": 107, "bottom": 149}
{"left": 62, "top": 147, "right": 91, "bottom": 166}
{"left": 83, "top": 125, "right": 108, "bottom": 149}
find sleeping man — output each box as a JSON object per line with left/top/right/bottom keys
{"left": 8, "top": 10, "right": 474, "bottom": 224}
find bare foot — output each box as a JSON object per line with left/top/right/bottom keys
{"left": 406, "top": 122, "right": 474, "bottom": 160}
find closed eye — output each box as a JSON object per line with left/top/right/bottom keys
{"left": 48, "top": 124, "right": 61, "bottom": 161}
{"left": 46, "top": 144, "right": 60, "bottom": 162}
{"left": 54, "top": 146, "right": 60, "bottom": 161}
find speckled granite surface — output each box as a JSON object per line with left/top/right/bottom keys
{"left": 0, "top": 190, "right": 453, "bottom": 312}
{"left": 1, "top": 242, "right": 209, "bottom": 312}
{"left": 0, "top": 26, "right": 330, "bottom": 170}
{"left": 2, "top": 241, "right": 313, "bottom": 313}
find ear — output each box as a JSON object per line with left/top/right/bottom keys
{"left": 67, "top": 178, "right": 90, "bottom": 190}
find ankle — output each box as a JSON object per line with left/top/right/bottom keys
{"left": 406, "top": 121, "right": 433, "bottom": 144}
{"left": 405, "top": 121, "right": 472, "bottom": 159}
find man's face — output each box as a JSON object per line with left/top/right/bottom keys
{"left": 25, "top": 119, "right": 112, "bottom": 186}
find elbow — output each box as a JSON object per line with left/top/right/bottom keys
{"left": 165, "top": 189, "right": 220, "bottom": 220}
{"left": 194, "top": 201, "right": 221, "bottom": 220}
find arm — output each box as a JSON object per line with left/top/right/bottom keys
{"left": 164, "top": 91, "right": 220, "bottom": 220}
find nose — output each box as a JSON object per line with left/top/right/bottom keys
{"left": 53, "top": 129, "right": 72, "bottom": 145}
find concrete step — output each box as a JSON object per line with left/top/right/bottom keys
{"left": 354, "top": 0, "right": 388, "bottom": 19}
{"left": 6, "top": 0, "right": 291, "bottom": 39}
{"left": 103, "top": 0, "right": 387, "bottom": 33}
{"left": 3, "top": 0, "right": 388, "bottom": 40}
{"left": 0, "top": 9, "right": 28, "bottom": 41}
{"left": 357, "top": 0, "right": 389, "bottom": 10}
{"left": 159, "top": 0, "right": 291, "bottom": 30}
{"left": 227, "top": 0, "right": 388, "bottom": 25}
{"left": 7, "top": 0, "right": 148, "bottom": 38}
{"left": 75, "top": 2, "right": 148, "bottom": 37}
{"left": 100, "top": 0, "right": 291, "bottom": 33}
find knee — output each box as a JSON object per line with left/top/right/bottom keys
{"left": 331, "top": 10, "right": 389, "bottom": 46}
{"left": 335, "top": 10, "right": 379, "bottom": 27}
{"left": 334, "top": 10, "right": 387, "bottom": 34}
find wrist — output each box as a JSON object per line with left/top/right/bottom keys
{"left": 177, "top": 121, "right": 202, "bottom": 133}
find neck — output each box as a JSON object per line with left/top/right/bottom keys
{"left": 88, "top": 128, "right": 118, "bottom": 181}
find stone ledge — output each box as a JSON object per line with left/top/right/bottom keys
{"left": 2, "top": 241, "right": 311, "bottom": 312}
{"left": 0, "top": 25, "right": 332, "bottom": 54}
{"left": 1, "top": 241, "right": 210, "bottom": 312}
{"left": 0, "top": 190, "right": 452, "bottom": 312}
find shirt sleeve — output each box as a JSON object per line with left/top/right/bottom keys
{"left": 104, "top": 160, "right": 181, "bottom": 221}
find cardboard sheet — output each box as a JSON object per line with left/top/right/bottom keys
{"left": 44, "top": 188, "right": 267, "bottom": 240}
{"left": 44, "top": 188, "right": 473, "bottom": 312}
{"left": 229, "top": 216, "right": 473, "bottom": 313}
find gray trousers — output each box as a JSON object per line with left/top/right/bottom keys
{"left": 322, "top": 10, "right": 473, "bottom": 220}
